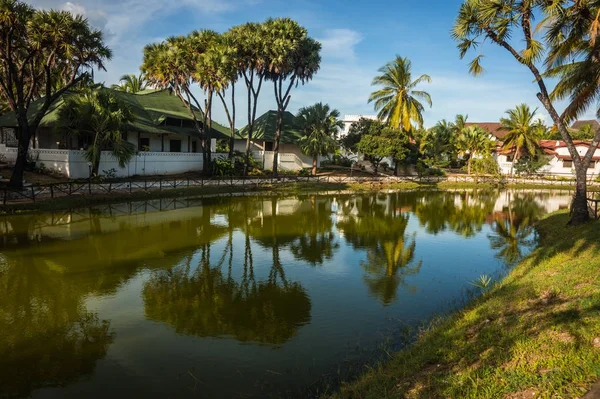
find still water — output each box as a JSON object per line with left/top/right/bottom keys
{"left": 0, "top": 189, "right": 571, "bottom": 398}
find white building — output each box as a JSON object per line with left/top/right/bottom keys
{"left": 341, "top": 115, "right": 378, "bottom": 138}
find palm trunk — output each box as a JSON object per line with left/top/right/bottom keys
{"left": 312, "top": 156, "right": 317, "bottom": 175}
{"left": 467, "top": 157, "right": 472, "bottom": 175}
{"left": 229, "top": 84, "right": 235, "bottom": 159}
{"left": 9, "top": 114, "right": 33, "bottom": 188}
{"left": 570, "top": 167, "right": 590, "bottom": 225}
{"left": 273, "top": 106, "right": 283, "bottom": 176}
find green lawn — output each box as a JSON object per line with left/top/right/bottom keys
{"left": 331, "top": 211, "right": 600, "bottom": 398}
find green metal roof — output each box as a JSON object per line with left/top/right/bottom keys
{"left": 238, "top": 110, "right": 303, "bottom": 145}
{"left": 0, "top": 88, "right": 231, "bottom": 139}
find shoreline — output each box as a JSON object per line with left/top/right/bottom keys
{"left": 0, "top": 180, "right": 587, "bottom": 214}
{"left": 329, "top": 211, "right": 600, "bottom": 398}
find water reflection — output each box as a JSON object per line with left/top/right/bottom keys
{"left": 0, "top": 190, "right": 572, "bottom": 398}
{"left": 336, "top": 194, "right": 422, "bottom": 305}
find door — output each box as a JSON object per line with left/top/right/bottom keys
{"left": 170, "top": 140, "right": 182, "bottom": 152}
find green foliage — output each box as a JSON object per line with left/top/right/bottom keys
{"left": 342, "top": 118, "right": 378, "bottom": 153}
{"left": 470, "top": 155, "right": 500, "bottom": 177}
{"left": 368, "top": 56, "right": 432, "bottom": 130}
{"left": 0, "top": 0, "right": 112, "bottom": 186}
{"left": 499, "top": 104, "right": 544, "bottom": 158}
{"left": 296, "top": 102, "right": 342, "bottom": 174}
{"left": 215, "top": 139, "right": 230, "bottom": 154}
{"left": 211, "top": 158, "right": 235, "bottom": 177}
{"left": 54, "top": 88, "right": 136, "bottom": 176}
{"left": 468, "top": 274, "right": 492, "bottom": 289}
{"left": 457, "top": 125, "right": 493, "bottom": 175}
{"left": 514, "top": 154, "right": 549, "bottom": 176}
{"left": 111, "top": 73, "right": 148, "bottom": 93}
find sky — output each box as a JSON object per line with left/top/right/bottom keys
{"left": 26, "top": 0, "right": 594, "bottom": 128}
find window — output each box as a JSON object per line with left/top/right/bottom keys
{"left": 506, "top": 155, "right": 514, "bottom": 162}
{"left": 563, "top": 160, "right": 573, "bottom": 168}
{"left": 170, "top": 139, "right": 181, "bottom": 152}
{"left": 265, "top": 141, "right": 274, "bottom": 151}
{"left": 192, "top": 140, "right": 197, "bottom": 153}
{"left": 589, "top": 161, "right": 596, "bottom": 169}
{"left": 139, "top": 137, "right": 150, "bottom": 151}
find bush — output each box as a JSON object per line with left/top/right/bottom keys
{"left": 470, "top": 156, "right": 501, "bottom": 177}
{"left": 416, "top": 160, "right": 446, "bottom": 177}
{"left": 299, "top": 168, "right": 311, "bottom": 177}
{"left": 102, "top": 168, "right": 118, "bottom": 179}
{"left": 380, "top": 161, "right": 389, "bottom": 171}
{"left": 211, "top": 158, "right": 235, "bottom": 176}
{"left": 513, "top": 155, "right": 549, "bottom": 176}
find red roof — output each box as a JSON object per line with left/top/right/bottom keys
{"left": 465, "top": 122, "right": 506, "bottom": 139}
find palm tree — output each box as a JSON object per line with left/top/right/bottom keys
{"left": 368, "top": 56, "right": 432, "bottom": 131}
{"left": 456, "top": 125, "right": 492, "bottom": 175}
{"left": 111, "top": 73, "right": 148, "bottom": 93}
{"left": 263, "top": 18, "right": 321, "bottom": 176}
{"left": 296, "top": 103, "right": 343, "bottom": 175}
{"left": 54, "top": 89, "right": 136, "bottom": 176}
{"left": 499, "top": 104, "right": 543, "bottom": 175}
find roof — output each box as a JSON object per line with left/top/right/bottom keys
{"left": 238, "top": 110, "right": 303, "bottom": 145}
{"left": 465, "top": 122, "right": 506, "bottom": 140}
{"left": 0, "top": 88, "right": 231, "bottom": 139}
{"left": 498, "top": 139, "right": 597, "bottom": 157}
{"left": 571, "top": 120, "right": 600, "bottom": 131}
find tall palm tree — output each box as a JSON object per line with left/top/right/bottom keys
{"left": 296, "top": 102, "right": 343, "bottom": 175}
{"left": 111, "top": 73, "right": 148, "bottom": 93}
{"left": 263, "top": 18, "right": 321, "bottom": 176}
{"left": 368, "top": 56, "right": 432, "bottom": 131}
{"left": 499, "top": 104, "right": 543, "bottom": 175}
{"left": 54, "top": 89, "right": 136, "bottom": 176}
{"left": 456, "top": 125, "right": 492, "bottom": 175}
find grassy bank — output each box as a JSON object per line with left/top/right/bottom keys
{"left": 331, "top": 211, "right": 600, "bottom": 398}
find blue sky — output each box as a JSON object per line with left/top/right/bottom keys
{"left": 28, "top": 0, "right": 591, "bottom": 128}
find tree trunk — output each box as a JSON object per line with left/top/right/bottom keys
{"left": 467, "top": 157, "right": 472, "bottom": 175}
{"left": 570, "top": 168, "right": 590, "bottom": 225}
{"left": 9, "top": 125, "right": 31, "bottom": 188}
{"left": 394, "top": 159, "right": 399, "bottom": 176}
{"left": 312, "top": 156, "right": 317, "bottom": 176}
{"left": 272, "top": 107, "right": 283, "bottom": 177}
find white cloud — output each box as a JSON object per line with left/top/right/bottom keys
{"left": 317, "top": 29, "right": 363, "bottom": 61}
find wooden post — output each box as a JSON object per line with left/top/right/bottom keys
{"left": 188, "top": 136, "right": 191, "bottom": 153}
{"left": 31, "top": 186, "right": 35, "bottom": 202}
{"left": 161, "top": 135, "right": 164, "bottom": 152}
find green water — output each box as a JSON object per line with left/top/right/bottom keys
{"left": 0, "top": 189, "right": 571, "bottom": 398}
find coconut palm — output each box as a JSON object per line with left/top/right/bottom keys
{"left": 111, "top": 73, "right": 148, "bottom": 93}
{"left": 368, "top": 56, "right": 432, "bottom": 131}
{"left": 54, "top": 89, "right": 136, "bottom": 176}
{"left": 457, "top": 125, "right": 492, "bottom": 175}
{"left": 499, "top": 104, "right": 543, "bottom": 174}
{"left": 296, "top": 103, "right": 343, "bottom": 175}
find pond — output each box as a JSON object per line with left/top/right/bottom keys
{"left": 0, "top": 189, "right": 572, "bottom": 398}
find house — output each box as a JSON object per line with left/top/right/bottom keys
{"left": 233, "top": 110, "right": 317, "bottom": 171}
{"left": 464, "top": 122, "right": 508, "bottom": 141}
{"left": 489, "top": 120, "right": 600, "bottom": 177}
{"left": 0, "top": 88, "right": 230, "bottom": 178}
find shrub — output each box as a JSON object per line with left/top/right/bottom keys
{"left": 211, "top": 158, "right": 235, "bottom": 177}
{"left": 299, "top": 168, "right": 311, "bottom": 177}
{"left": 470, "top": 155, "right": 501, "bottom": 177}
{"left": 513, "top": 155, "right": 549, "bottom": 176}
{"left": 102, "top": 168, "right": 118, "bottom": 179}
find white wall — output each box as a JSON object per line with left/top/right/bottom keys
{"left": 1, "top": 146, "right": 228, "bottom": 179}
{"left": 497, "top": 144, "right": 600, "bottom": 177}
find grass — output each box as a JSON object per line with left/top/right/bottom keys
{"left": 330, "top": 211, "right": 600, "bottom": 399}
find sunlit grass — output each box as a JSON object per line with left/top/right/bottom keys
{"left": 331, "top": 211, "right": 600, "bottom": 398}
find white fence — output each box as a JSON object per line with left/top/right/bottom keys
{"left": 0, "top": 145, "right": 227, "bottom": 179}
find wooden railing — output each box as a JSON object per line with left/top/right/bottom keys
{"left": 0, "top": 174, "right": 593, "bottom": 206}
